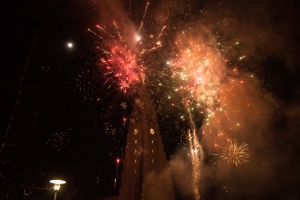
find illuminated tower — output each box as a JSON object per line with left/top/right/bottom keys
{"left": 118, "top": 88, "right": 175, "bottom": 200}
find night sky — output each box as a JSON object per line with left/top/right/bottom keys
{"left": 1, "top": 0, "right": 300, "bottom": 199}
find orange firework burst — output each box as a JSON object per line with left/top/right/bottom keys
{"left": 167, "top": 32, "right": 226, "bottom": 124}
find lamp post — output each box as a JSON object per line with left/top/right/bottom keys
{"left": 50, "top": 180, "right": 66, "bottom": 200}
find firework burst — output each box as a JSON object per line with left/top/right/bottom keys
{"left": 88, "top": 3, "right": 166, "bottom": 95}
{"left": 168, "top": 35, "right": 224, "bottom": 112}
{"left": 220, "top": 139, "right": 250, "bottom": 166}
{"left": 85, "top": 2, "right": 254, "bottom": 198}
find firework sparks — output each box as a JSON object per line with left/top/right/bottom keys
{"left": 187, "top": 129, "right": 203, "bottom": 200}
{"left": 169, "top": 35, "right": 224, "bottom": 112}
{"left": 86, "top": 2, "right": 253, "bottom": 198}
{"left": 47, "top": 129, "right": 72, "bottom": 151}
{"left": 220, "top": 139, "right": 250, "bottom": 166}
{"left": 185, "top": 105, "right": 203, "bottom": 199}
{"left": 134, "top": 146, "right": 148, "bottom": 156}
{"left": 114, "top": 158, "right": 120, "bottom": 192}
{"left": 138, "top": 2, "right": 150, "bottom": 33}
{"left": 88, "top": 3, "right": 165, "bottom": 94}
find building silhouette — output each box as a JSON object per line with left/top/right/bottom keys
{"left": 102, "top": 88, "right": 175, "bottom": 200}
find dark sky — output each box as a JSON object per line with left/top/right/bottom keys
{"left": 1, "top": 0, "right": 300, "bottom": 199}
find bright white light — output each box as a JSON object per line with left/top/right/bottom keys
{"left": 136, "top": 36, "right": 141, "bottom": 41}
{"left": 166, "top": 61, "right": 170, "bottom": 65}
{"left": 67, "top": 42, "right": 73, "bottom": 48}
{"left": 50, "top": 180, "right": 66, "bottom": 191}
{"left": 54, "top": 185, "right": 60, "bottom": 190}
{"left": 50, "top": 180, "right": 66, "bottom": 184}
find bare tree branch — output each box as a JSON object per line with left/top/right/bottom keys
{"left": 1, "top": 35, "right": 37, "bottom": 154}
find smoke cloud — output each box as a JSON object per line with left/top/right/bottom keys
{"left": 93, "top": 0, "right": 300, "bottom": 198}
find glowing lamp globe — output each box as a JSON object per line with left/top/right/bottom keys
{"left": 50, "top": 180, "right": 66, "bottom": 191}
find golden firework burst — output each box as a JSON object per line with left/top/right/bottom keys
{"left": 221, "top": 139, "right": 250, "bottom": 166}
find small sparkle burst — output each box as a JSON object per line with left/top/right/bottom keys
{"left": 134, "top": 146, "right": 148, "bottom": 156}
{"left": 220, "top": 139, "right": 250, "bottom": 166}
{"left": 120, "top": 102, "right": 127, "bottom": 109}
{"left": 47, "top": 130, "right": 72, "bottom": 151}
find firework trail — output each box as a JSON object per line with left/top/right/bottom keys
{"left": 187, "top": 128, "right": 203, "bottom": 200}
{"left": 138, "top": 2, "right": 149, "bottom": 33}
{"left": 186, "top": 106, "right": 203, "bottom": 199}
{"left": 114, "top": 158, "right": 120, "bottom": 193}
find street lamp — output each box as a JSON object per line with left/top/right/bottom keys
{"left": 50, "top": 180, "right": 66, "bottom": 200}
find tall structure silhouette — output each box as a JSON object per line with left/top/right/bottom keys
{"left": 103, "top": 88, "right": 175, "bottom": 200}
